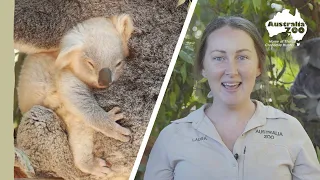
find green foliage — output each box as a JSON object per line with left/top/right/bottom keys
{"left": 135, "top": 0, "right": 320, "bottom": 179}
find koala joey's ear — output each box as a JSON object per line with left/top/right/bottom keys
{"left": 110, "top": 14, "right": 134, "bottom": 57}
{"left": 55, "top": 47, "right": 83, "bottom": 70}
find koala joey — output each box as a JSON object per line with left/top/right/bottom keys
{"left": 17, "top": 14, "right": 134, "bottom": 178}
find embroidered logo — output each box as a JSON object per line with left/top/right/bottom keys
{"left": 192, "top": 136, "right": 208, "bottom": 142}
{"left": 255, "top": 129, "right": 283, "bottom": 139}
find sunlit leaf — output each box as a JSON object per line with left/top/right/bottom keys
{"left": 179, "top": 50, "right": 194, "bottom": 64}
{"left": 181, "top": 63, "right": 187, "bottom": 83}
{"left": 169, "top": 92, "right": 176, "bottom": 108}
{"left": 277, "top": 94, "right": 289, "bottom": 103}
{"left": 174, "top": 83, "right": 181, "bottom": 96}
{"left": 242, "top": 0, "right": 251, "bottom": 14}
{"left": 307, "top": 3, "right": 313, "bottom": 11}
{"left": 302, "top": 14, "right": 317, "bottom": 31}
{"left": 198, "top": 77, "right": 207, "bottom": 83}
{"left": 252, "top": 0, "right": 261, "bottom": 13}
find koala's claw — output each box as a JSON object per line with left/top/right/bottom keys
{"left": 107, "top": 107, "right": 125, "bottom": 122}
{"left": 114, "top": 132, "right": 131, "bottom": 142}
{"left": 108, "top": 107, "right": 121, "bottom": 114}
{"left": 98, "top": 157, "right": 112, "bottom": 168}
{"left": 102, "top": 107, "right": 131, "bottom": 142}
{"left": 90, "top": 158, "right": 115, "bottom": 178}
{"left": 105, "top": 125, "right": 131, "bottom": 142}
{"left": 109, "top": 107, "right": 121, "bottom": 114}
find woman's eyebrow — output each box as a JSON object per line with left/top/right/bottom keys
{"left": 210, "top": 50, "right": 226, "bottom": 53}
{"left": 210, "top": 49, "right": 252, "bottom": 54}
{"left": 236, "top": 49, "right": 252, "bottom": 53}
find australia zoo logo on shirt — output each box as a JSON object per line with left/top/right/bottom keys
{"left": 255, "top": 129, "right": 283, "bottom": 139}
{"left": 265, "top": 8, "right": 307, "bottom": 48}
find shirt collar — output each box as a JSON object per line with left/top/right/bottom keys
{"left": 171, "top": 104, "right": 223, "bottom": 142}
{"left": 242, "top": 100, "right": 266, "bottom": 134}
{"left": 171, "top": 100, "right": 289, "bottom": 138}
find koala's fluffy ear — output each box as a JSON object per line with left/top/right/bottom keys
{"left": 110, "top": 14, "right": 134, "bottom": 57}
{"left": 55, "top": 46, "right": 83, "bottom": 70}
{"left": 292, "top": 47, "right": 309, "bottom": 68}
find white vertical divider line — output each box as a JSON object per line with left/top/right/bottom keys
{"left": 129, "top": 0, "right": 198, "bottom": 179}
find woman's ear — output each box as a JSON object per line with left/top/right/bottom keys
{"left": 256, "top": 62, "right": 262, "bottom": 78}
{"left": 256, "top": 72, "right": 261, "bottom": 78}
{"left": 202, "top": 69, "right": 207, "bottom": 78}
{"left": 256, "top": 67, "right": 262, "bottom": 78}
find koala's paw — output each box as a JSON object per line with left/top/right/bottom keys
{"left": 79, "top": 157, "right": 115, "bottom": 179}
{"left": 107, "top": 107, "right": 125, "bottom": 122}
{"left": 103, "top": 107, "right": 131, "bottom": 142}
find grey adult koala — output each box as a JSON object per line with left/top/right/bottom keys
{"left": 290, "top": 37, "right": 320, "bottom": 121}
{"left": 14, "top": 0, "right": 189, "bottom": 179}
{"left": 290, "top": 37, "right": 320, "bottom": 150}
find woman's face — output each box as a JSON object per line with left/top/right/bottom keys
{"left": 202, "top": 26, "right": 261, "bottom": 106}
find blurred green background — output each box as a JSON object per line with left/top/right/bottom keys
{"left": 135, "top": 0, "right": 320, "bottom": 179}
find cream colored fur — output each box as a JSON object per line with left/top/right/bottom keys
{"left": 17, "top": 14, "right": 134, "bottom": 179}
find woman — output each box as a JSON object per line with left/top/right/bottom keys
{"left": 144, "top": 16, "right": 320, "bottom": 180}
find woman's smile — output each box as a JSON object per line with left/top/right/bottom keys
{"left": 221, "top": 82, "right": 242, "bottom": 91}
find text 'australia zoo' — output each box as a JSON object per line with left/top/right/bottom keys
{"left": 255, "top": 129, "right": 284, "bottom": 139}
{"left": 267, "top": 21, "right": 306, "bottom": 33}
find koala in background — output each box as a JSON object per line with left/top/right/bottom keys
{"left": 17, "top": 14, "right": 134, "bottom": 178}
{"left": 290, "top": 37, "right": 320, "bottom": 122}
{"left": 293, "top": 37, "right": 320, "bottom": 69}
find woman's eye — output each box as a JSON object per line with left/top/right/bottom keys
{"left": 238, "top": 55, "right": 248, "bottom": 60}
{"left": 116, "top": 61, "right": 122, "bottom": 67}
{"left": 213, "top": 57, "right": 224, "bottom": 61}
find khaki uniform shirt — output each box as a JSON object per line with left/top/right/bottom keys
{"left": 144, "top": 100, "right": 320, "bottom": 180}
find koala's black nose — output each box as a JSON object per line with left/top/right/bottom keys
{"left": 98, "top": 68, "right": 112, "bottom": 87}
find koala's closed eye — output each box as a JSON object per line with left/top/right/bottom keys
{"left": 116, "top": 61, "right": 123, "bottom": 67}
{"left": 87, "top": 61, "right": 95, "bottom": 68}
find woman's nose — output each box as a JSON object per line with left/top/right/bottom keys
{"left": 225, "top": 60, "right": 239, "bottom": 75}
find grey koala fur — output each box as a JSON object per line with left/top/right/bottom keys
{"left": 292, "top": 37, "right": 320, "bottom": 69}
{"left": 290, "top": 38, "right": 320, "bottom": 148}
{"left": 14, "top": 0, "right": 186, "bottom": 54}
{"left": 15, "top": 0, "right": 188, "bottom": 179}
{"left": 291, "top": 38, "right": 320, "bottom": 120}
